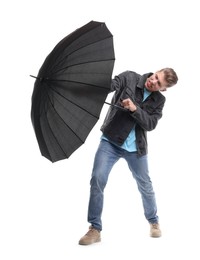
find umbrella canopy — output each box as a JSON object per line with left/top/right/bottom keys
{"left": 31, "top": 21, "right": 115, "bottom": 162}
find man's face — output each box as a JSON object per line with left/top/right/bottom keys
{"left": 145, "top": 71, "right": 167, "bottom": 92}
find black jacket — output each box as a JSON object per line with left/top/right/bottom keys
{"left": 101, "top": 71, "right": 166, "bottom": 155}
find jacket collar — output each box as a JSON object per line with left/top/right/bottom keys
{"left": 137, "top": 72, "right": 153, "bottom": 89}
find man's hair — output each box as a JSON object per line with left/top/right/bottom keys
{"left": 159, "top": 68, "right": 178, "bottom": 88}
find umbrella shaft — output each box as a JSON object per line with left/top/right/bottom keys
{"left": 104, "top": 101, "right": 127, "bottom": 111}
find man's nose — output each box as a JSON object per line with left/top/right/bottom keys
{"left": 151, "top": 79, "right": 158, "bottom": 84}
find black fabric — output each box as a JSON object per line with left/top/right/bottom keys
{"left": 31, "top": 21, "right": 115, "bottom": 162}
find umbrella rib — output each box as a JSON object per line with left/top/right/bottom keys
{"left": 51, "top": 35, "right": 114, "bottom": 73}
{"left": 40, "top": 109, "right": 69, "bottom": 160}
{"left": 49, "top": 86, "right": 100, "bottom": 119}
{"left": 50, "top": 58, "right": 115, "bottom": 77}
{"left": 52, "top": 91, "right": 95, "bottom": 131}
{"left": 45, "top": 122, "right": 69, "bottom": 161}
{"left": 31, "top": 73, "right": 112, "bottom": 91}
{"left": 45, "top": 92, "right": 85, "bottom": 154}
{"left": 46, "top": 77, "right": 110, "bottom": 91}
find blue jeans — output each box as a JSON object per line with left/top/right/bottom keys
{"left": 88, "top": 139, "right": 159, "bottom": 231}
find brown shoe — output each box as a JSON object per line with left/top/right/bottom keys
{"left": 150, "top": 223, "right": 162, "bottom": 238}
{"left": 79, "top": 226, "right": 101, "bottom": 245}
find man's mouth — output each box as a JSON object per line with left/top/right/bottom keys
{"left": 147, "top": 80, "right": 152, "bottom": 88}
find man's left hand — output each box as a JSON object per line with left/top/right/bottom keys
{"left": 121, "top": 98, "right": 137, "bottom": 112}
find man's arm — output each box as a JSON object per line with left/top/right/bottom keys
{"left": 121, "top": 97, "right": 165, "bottom": 131}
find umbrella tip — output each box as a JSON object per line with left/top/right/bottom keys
{"left": 30, "top": 75, "right": 37, "bottom": 79}
{"left": 30, "top": 75, "right": 44, "bottom": 82}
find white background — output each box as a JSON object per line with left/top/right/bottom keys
{"left": 1, "top": 0, "right": 200, "bottom": 259}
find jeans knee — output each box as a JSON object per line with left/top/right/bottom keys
{"left": 90, "top": 175, "right": 106, "bottom": 192}
{"left": 139, "top": 181, "right": 155, "bottom": 196}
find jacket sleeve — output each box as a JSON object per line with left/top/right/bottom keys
{"left": 110, "top": 71, "right": 129, "bottom": 93}
{"left": 130, "top": 95, "right": 166, "bottom": 131}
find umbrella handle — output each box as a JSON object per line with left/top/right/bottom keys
{"left": 104, "top": 101, "right": 128, "bottom": 112}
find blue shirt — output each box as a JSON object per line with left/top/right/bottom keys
{"left": 102, "top": 88, "right": 151, "bottom": 152}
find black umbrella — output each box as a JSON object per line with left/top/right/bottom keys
{"left": 31, "top": 21, "right": 115, "bottom": 162}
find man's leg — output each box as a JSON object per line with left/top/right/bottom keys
{"left": 79, "top": 140, "right": 120, "bottom": 245}
{"left": 125, "top": 153, "right": 161, "bottom": 237}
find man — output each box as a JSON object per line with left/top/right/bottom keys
{"left": 79, "top": 68, "right": 178, "bottom": 245}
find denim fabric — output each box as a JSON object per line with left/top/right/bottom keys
{"left": 88, "top": 139, "right": 158, "bottom": 231}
